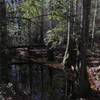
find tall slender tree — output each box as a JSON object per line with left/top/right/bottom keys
{"left": 91, "top": 0, "right": 98, "bottom": 46}
{"left": 79, "top": 0, "right": 91, "bottom": 96}
{"left": 0, "top": 0, "right": 9, "bottom": 83}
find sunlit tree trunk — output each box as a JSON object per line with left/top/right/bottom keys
{"left": 91, "top": 0, "right": 98, "bottom": 46}
{"left": 63, "top": 0, "right": 71, "bottom": 99}
{"left": 63, "top": 20, "right": 70, "bottom": 100}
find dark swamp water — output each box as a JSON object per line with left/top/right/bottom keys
{"left": 5, "top": 64, "right": 65, "bottom": 100}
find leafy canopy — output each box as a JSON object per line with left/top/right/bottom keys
{"left": 45, "top": 0, "right": 69, "bottom": 47}
{"left": 18, "top": 0, "right": 47, "bottom": 18}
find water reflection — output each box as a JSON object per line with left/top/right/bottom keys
{"left": 10, "top": 64, "right": 65, "bottom": 100}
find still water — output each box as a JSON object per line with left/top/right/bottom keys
{"left": 10, "top": 64, "right": 65, "bottom": 100}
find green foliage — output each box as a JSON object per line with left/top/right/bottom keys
{"left": 48, "top": 11, "right": 65, "bottom": 21}
{"left": 18, "top": 0, "right": 42, "bottom": 18}
{"left": 44, "top": 22, "right": 67, "bottom": 48}
{"left": 48, "top": 0, "right": 69, "bottom": 21}
{"left": 18, "top": 0, "right": 70, "bottom": 48}
{"left": 6, "top": 2, "right": 17, "bottom": 17}
{"left": 44, "top": 0, "right": 69, "bottom": 48}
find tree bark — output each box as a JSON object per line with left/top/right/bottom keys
{"left": 79, "top": 0, "right": 91, "bottom": 96}
{"left": 0, "top": 0, "right": 9, "bottom": 83}
{"left": 91, "top": 0, "right": 98, "bottom": 45}
{"left": 63, "top": 1, "right": 72, "bottom": 99}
